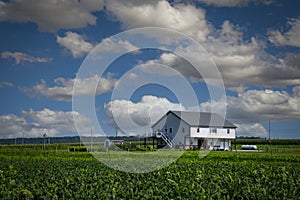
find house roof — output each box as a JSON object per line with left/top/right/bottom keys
{"left": 152, "top": 110, "right": 237, "bottom": 128}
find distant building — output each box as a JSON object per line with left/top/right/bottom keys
{"left": 152, "top": 111, "right": 237, "bottom": 150}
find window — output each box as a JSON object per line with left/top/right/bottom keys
{"left": 227, "top": 129, "right": 230, "bottom": 134}
{"left": 169, "top": 128, "right": 172, "bottom": 133}
{"left": 182, "top": 127, "right": 185, "bottom": 132}
{"left": 197, "top": 128, "right": 200, "bottom": 133}
{"left": 210, "top": 128, "right": 217, "bottom": 134}
{"left": 165, "top": 128, "right": 167, "bottom": 133}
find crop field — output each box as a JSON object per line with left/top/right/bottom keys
{"left": 0, "top": 143, "right": 299, "bottom": 199}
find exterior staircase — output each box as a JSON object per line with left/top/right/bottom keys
{"left": 156, "top": 132, "right": 175, "bottom": 148}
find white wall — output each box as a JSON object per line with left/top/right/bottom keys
{"left": 206, "top": 138, "right": 232, "bottom": 150}
{"left": 190, "top": 127, "right": 236, "bottom": 139}
{"left": 152, "top": 112, "right": 190, "bottom": 147}
{"left": 152, "top": 112, "right": 236, "bottom": 149}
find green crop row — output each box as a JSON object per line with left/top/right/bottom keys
{"left": 0, "top": 148, "right": 299, "bottom": 199}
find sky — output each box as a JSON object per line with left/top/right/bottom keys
{"left": 0, "top": 0, "right": 299, "bottom": 139}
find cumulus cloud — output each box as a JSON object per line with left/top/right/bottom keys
{"left": 23, "top": 75, "right": 117, "bottom": 101}
{"left": 0, "top": 0, "right": 104, "bottom": 32}
{"left": 0, "top": 114, "right": 27, "bottom": 138}
{"left": 57, "top": 32, "right": 94, "bottom": 58}
{"left": 138, "top": 20, "right": 300, "bottom": 89}
{"left": 94, "top": 38, "right": 140, "bottom": 54}
{"left": 0, "top": 109, "right": 91, "bottom": 139}
{"left": 227, "top": 88, "right": 300, "bottom": 122}
{"left": 56, "top": 33, "right": 140, "bottom": 58}
{"left": 284, "top": 52, "right": 300, "bottom": 68}
{"left": 199, "top": 86, "right": 300, "bottom": 123}
{"left": 194, "top": 0, "right": 274, "bottom": 7}
{"left": 104, "top": 93, "right": 285, "bottom": 137}
{"left": 235, "top": 123, "right": 268, "bottom": 137}
{"left": 106, "top": 0, "right": 210, "bottom": 42}
{"left": 196, "top": 0, "right": 251, "bottom": 7}
{"left": 139, "top": 52, "right": 200, "bottom": 80}
{"left": 0, "top": 81, "right": 14, "bottom": 88}
{"left": 103, "top": 0, "right": 298, "bottom": 90}
{"left": 1, "top": 51, "right": 52, "bottom": 64}
{"left": 268, "top": 18, "right": 300, "bottom": 47}
{"left": 104, "top": 95, "right": 185, "bottom": 133}
{"left": 106, "top": 2, "right": 299, "bottom": 89}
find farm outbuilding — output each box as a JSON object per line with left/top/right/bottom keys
{"left": 152, "top": 111, "right": 237, "bottom": 150}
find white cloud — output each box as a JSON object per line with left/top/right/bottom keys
{"left": 104, "top": 85, "right": 300, "bottom": 137}
{"left": 199, "top": 86, "right": 300, "bottom": 123}
{"left": 195, "top": 0, "right": 274, "bottom": 7}
{"left": 197, "top": 86, "right": 300, "bottom": 137}
{"left": 0, "top": 0, "right": 104, "bottom": 32}
{"left": 22, "top": 108, "right": 90, "bottom": 133}
{"left": 227, "top": 88, "right": 300, "bottom": 122}
{"left": 138, "top": 20, "right": 300, "bottom": 89}
{"left": 0, "top": 114, "right": 27, "bottom": 138}
{"left": 0, "top": 81, "right": 14, "bottom": 88}
{"left": 268, "top": 18, "right": 300, "bottom": 47}
{"left": 139, "top": 52, "right": 199, "bottom": 79}
{"left": 1, "top": 51, "right": 52, "bottom": 64}
{"left": 57, "top": 33, "right": 140, "bottom": 58}
{"left": 106, "top": 0, "right": 210, "bottom": 42}
{"left": 0, "top": 109, "right": 91, "bottom": 139}
{"left": 236, "top": 123, "right": 268, "bottom": 137}
{"left": 108, "top": 1, "right": 300, "bottom": 89}
{"left": 293, "top": 85, "right": 300, "bottom": 97}
{"left": 95, "top": 38, "right": 140, "bottom": 54}
{"left": 23, "top": 75, "right": 117, "bottom": 101}
{"left": 197, "top": 0, "right": 251, "bottom": 7}
{"left": 57, "top": 32, "right": 94, "bottom": 58}
{"left": 104, "top": 95, "right": 185, "bottom": 132}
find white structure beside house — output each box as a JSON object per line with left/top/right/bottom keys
{"left": 152, "top": 111, "right": 237, "bottom": 150}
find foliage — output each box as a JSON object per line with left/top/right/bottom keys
{"left": 0, "top": 146, "right": 299, "bottom": 199}
{"left": 233, "top": 139, "right": 300, "bottom": 145}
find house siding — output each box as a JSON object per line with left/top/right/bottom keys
{"left": 190, "top": 127, "right": 235, "bottom": 139}
{"left": 152, "top": 111, "right": 237, "bottom": 150}
{"left": 152, "top": 112, "right": 190, "bottom": 147}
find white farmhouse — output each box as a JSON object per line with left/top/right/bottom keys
{"left": 152, "top": 111, "right": 237, "bottom": 150}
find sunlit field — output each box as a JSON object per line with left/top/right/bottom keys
{"left": 0, "top": 141, "right": 299, "bottom": 199}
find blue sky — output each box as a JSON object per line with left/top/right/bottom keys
{"left": 0, "top": 0, "right": 299, "bottom": 139}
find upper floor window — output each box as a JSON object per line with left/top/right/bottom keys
{"left": 210, "top": 128, "right": 217, "bottom": 134}
{"left": 182, "top": 127, "right": 185, "bottom": 132}
{"left": 169, "top": 128, "right": 172, "bottom": 133}
{"left": 197, "top": 128, "right": 200, "bottom": 133}
{"left": 227, "top": 129, "right": 230, "bottom": 134}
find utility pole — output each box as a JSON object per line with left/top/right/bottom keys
{"left": 90, "top": 126, "right": 93, "bottom": 152}
{"left": 268, "top": 120, "right": 271, "bottom": 143}
{"left": 22, "top": 132, "right": 24, "bottom": 145}
{"left": 43, "top": 133, "right": 47, "bottom": 150}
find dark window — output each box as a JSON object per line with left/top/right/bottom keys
{"left": 169, "top": 128, "right": 172, "bottom": 133}
{"left": 197, "top": 128, "right": 200, "bottom": 133}
{"left": 165, "top": 128, "right": 167, "bottom": 133}
{"left": 227, "top": 129, "right": 230, "bottom": 134}
{"left": 210, "top": 128, "right": 217, "bottom": 133}
{"left": 182, "top": 127, "right": 185, "bottom": 132}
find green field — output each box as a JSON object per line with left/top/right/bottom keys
{"left": 0, "top": 143, "right": 299, "bottom": 199}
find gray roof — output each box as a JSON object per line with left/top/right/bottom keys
{"left": 169, "top": 111, "right": 237, "bottom": 128}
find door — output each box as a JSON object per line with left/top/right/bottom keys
{"left": 198, "top": 139, "right": 204, "bottom": 149}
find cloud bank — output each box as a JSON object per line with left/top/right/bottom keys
{"left": 0, "top": 0, "right": 104, "bottom": 32}
{"left": 0, "top": 108, "right": 91, "bottom": 139}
